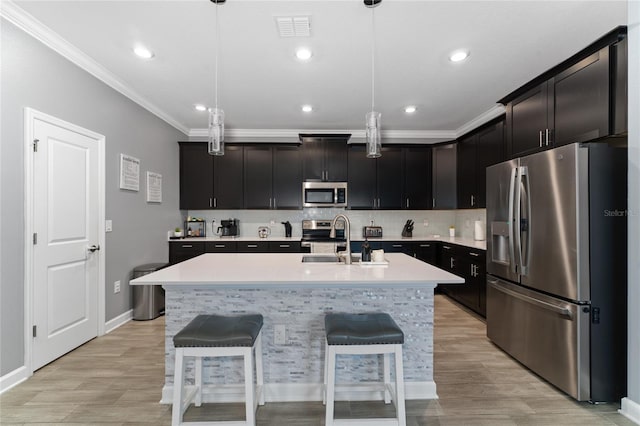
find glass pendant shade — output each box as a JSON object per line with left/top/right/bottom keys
{"left": 365, "top": 111, "right": 382, "bottom": 158}
{"left": 208, "top": 108, "right": 225, "bottom": 156}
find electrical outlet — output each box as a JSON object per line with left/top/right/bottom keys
{"left": 274, "top": 324, "right": 286, "bottom": 345}
{"left": 114, "top": 280, "right": 121, "bottom": 294}
{"left": 423, "top": 219, "right": 429, "bottom": 227}
{"left": 105, "top": 219, "right": 113, "bottom": 232}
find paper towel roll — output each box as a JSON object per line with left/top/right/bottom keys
{"left": 474, "top": 221, "right": 485, "bottom": 241}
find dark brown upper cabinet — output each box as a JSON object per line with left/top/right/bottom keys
{"left": 348, "top": 145, "right": 431, "bottom": 210}
{"left": 403, "top": 146, "right": 432, "bottom": 210}
{"left": 300, "top": 134, "right": 349, "bottom": 182}
{"left": 457, "top": 117, "right": 505, "bottom": 209}
{"left": 432, "top": 143, "right": 457, "bottom": 210}
{"left": 244, "top": 145, "right": 302, "bottom": 209}
{"left": 502, "top": 27, "right": 627, "bottom": 159}
{"left": 178, "top": 142, "right": 243, "bottom": 210}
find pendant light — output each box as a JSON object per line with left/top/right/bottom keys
{"left": 208, "top": 0, "right": 225, "bottom": 156}
{"left": 365, "top": 0, "right": 382, "bottom": 158}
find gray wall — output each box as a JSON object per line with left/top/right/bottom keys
{"left": 0, "top": 20, "right": 182, "bottom": 375}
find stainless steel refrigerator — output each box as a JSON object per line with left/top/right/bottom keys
{"left": 485, "top": 142, "right": 627, "bottom": 402}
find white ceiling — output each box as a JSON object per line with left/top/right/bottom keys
{"left": 6, "top": 0, "right": 628, "bottom": 142}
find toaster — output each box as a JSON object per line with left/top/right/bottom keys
{"left": 362, "top": 226, "right": 383, "bottom": 238}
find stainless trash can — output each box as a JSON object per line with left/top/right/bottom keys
{"left": 132, "top": 263, "right": 167, "bottom": 321}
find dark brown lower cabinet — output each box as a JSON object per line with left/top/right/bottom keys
{"left": 437, "top": 243, "right": 486, "bottom": 317}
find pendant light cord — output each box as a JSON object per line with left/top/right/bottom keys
{"left": 215, "top": 2, "right": 219, "bottom": 110}
{"left": 371, "top": 5, "right": 375, "bottom": 112}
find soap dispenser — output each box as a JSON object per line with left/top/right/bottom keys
{"left": 361, "top": 239, "right": 371, "bottom": 262}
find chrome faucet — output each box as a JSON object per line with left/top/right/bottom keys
{"left": 330, "top": 213, "right": 352, "bottom": 264}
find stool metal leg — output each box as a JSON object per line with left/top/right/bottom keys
{"left": 172, "top": 348, "right": 185, "bottom": 426}
{"left": 255, "top": 332, "right": 265, "bottom": 406}
{"left": 325, "top": 345, "right": 337, "bottom": 426}
{"left": 323, "top": 339, "right": 328, "bottom": 405}
{"left": 243, "top": 347, "right": 255, "bottom": 426}
{"left": 383, "top": 352, "right": 391, "bottom": 404}
{"left": 394, "top": 344, "right": 406, "bottom": 426}
{"left": 194, "top": 356, "right": 203, "bottom": 407}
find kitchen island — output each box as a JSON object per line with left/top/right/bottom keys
{"left": 130, "top": 252, "right": 463, "bottom": 403}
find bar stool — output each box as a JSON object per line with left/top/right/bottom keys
{"left": 171, "top": 314, "right": 264, "bottom": 426}
{"left": 324, "top": 312, "right": 406, "bottom": 426}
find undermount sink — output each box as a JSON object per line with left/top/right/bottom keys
{"left": 301, "top": 255, "right": 358, "bottom": 264}
{"left": 302, "top": 255, "right": 341, "bottom": 263}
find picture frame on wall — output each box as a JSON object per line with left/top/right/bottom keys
{"left": 119, "top": 153, "right": 140, "bottom": 191}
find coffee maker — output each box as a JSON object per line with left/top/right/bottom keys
{"left": 217, "top": 219, "right": 239, "bottom": 237}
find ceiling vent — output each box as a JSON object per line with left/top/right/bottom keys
{"left": 275, "top": 16, "right": 311, "bottom": 37}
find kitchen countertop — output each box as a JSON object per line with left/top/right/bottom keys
{"left": 131, "top": 252, "right": 464, "bottom": 288}
{"left": 169, "top": 236, "right": 301, "bottom": 242}
{"left": 350, "top": 235, "right": 487, "bottom": 251}
{"left": 169, "top": 235, "right": 486, "bottom": 250}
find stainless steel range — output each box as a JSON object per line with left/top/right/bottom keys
{"left": 301, "top": 219, "right": 346, "bottom": 253}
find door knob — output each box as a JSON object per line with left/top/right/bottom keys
{"left": 88, "top": 244, "right": 100, "bottom": 252}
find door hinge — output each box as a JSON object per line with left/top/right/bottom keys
{"left": 33, "top": 233, "right": 38, "bottom": 245}
{"left": 33, "top": 139, "right": 39, "bottom": 152}
{"left": 33, "top": 325, "right": 37, "bottom": 337}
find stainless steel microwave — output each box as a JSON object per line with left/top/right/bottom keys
{"left": 302, "top": 182, "right": 347, "bottom": 208}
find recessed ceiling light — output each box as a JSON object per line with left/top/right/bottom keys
{"left": 302, "top": 105, "right": 313, "bottom": 113}
{"left": 194, "top": 104, "right": 207, "bottom": 112}
{"left": 295, "top": 48, "right": 313, "bottom": 61}
{"left": 404, "top": 106, "right": 417, "bottom": 113}
{"left": 449, "top": 49, "right": 469, "bottom": 62}
{"left": 133, "top": 45, "right": 154, "bottom": 60}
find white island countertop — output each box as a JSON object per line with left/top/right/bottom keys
{"left": 131, "top": 252, "right": 464, "bottom": 288}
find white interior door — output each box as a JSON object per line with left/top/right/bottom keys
{"left": 32, "top": 116, "right": 100, "bottom": 370}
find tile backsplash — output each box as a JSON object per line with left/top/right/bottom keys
{"left": 181, "top": 208, "right": 486, "bottom": 240}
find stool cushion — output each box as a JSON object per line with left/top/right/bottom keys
{"left": 173, "top": 314, "right": 263, "bottom": 348}
{"left": 325, "top": 313, "right": 404, "bottom": 345}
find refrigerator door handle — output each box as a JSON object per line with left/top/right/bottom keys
{"left": 508, "top": 167, "right": 517, "bottom": 274}
{"left": 517, "top": 166, "right": 529, "bottom": 276}
{"left": 521, "top": 166, "right": 531, "bottom": 275}
{"left": 488, "top": 279, "right": 573, "bottom": 319}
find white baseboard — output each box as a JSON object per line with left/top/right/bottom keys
{"left": 104, "top": 309, "right": 132, "bottom": 334}
{"left": 0, "top": 366, "right": 29, "bottom": 395}
{"left": 620, "top": 397, "right": 640, "bottom": 425}
{"left": 160, "top": 381, "right": 438, "bottom": 404}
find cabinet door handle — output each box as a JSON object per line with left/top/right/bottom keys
{"left": 406, "top": 198, "right": 410, "bottom": 208}
{"left": 247, "top": 244, "right": 258, "bottom": 248}
{"left": 471, "top": 195, "right": 475, "bottom": 206}
{"left": 419, "top": 244, "right": 430, "bottom": 248}
{"left": 471, "top": 264, "right": 475, "bottom": 276}
{"left": 181, "top": 244, "right": 193, "bottom": 248}
{"left": 214, "top": 198, "right": 217, "bottom": 208}
{"left": 273, "top": 198, "right": 277, "bottom": 209}
{"left": 214, "top": 244, "right": 225, "bottom": 248}
{"left": 450, "top": 258, "right": 455, "bottom": 269}
{"left": 279, "top": 244, "right": 290, "bottom": 248}
{"left": 545, "top": 128, "right": 550, "bottom": 146}
{"left": 209, "top": 198, "right": 213, "bottom": 208}
{"left": 469, "top": 252, "right": 480, "bottom": 257}
{"left": 539, "top": 130, "right": 543, "bottom": 148}
{"left": 433, "top": 198, "right": 436, "bottom": 208}
{"left": 442, "top": 245, "right": 451, "bottom": 250}
{"left": 392, "top": 244, "right": 402, "bottom": 248}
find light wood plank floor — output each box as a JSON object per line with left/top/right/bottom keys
{"left": 1, "top": 295, "right": 634, "bottom": 425}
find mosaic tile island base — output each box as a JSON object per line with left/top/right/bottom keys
{"left": 129, "top": 252, "right": 464, "bottom": 403}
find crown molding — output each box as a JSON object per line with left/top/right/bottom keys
{"left": 455, "top": 104, "right": 506, "bottom": 138}
{"left": 188, "top": 128, "right": 457, "bottom": 144}
{"left": 0, "top": 1, "right": 189, "bottom": 135}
